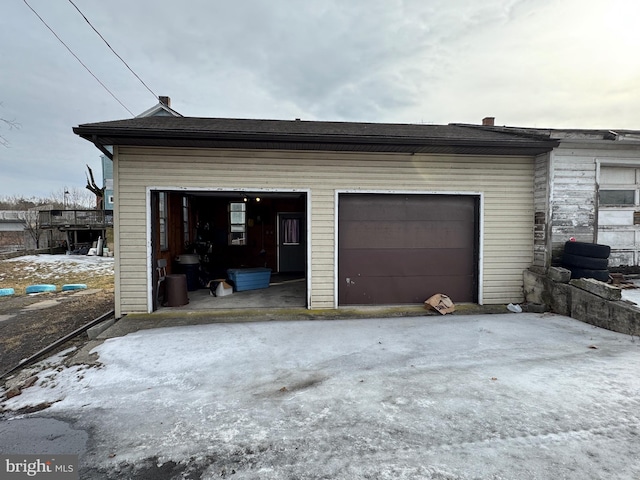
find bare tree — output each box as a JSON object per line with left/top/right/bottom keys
{"left": 0, "top": 196, "right": 59, "bottom": 249}
{"left": 0, "top": 195, "right": 39, "bottom": 210}
{"left": 70, "top": 186, "right": 96, "bottom": 208}
{"left": 24, "top": 203, "right": 52, "bottom": 249}
{"left": 85, "top": 164, "right": 104, "bottom": 209}
{"left": 0, "top": 103, "right": 20, "bottom": 147}
{"left": 49, "top": 186, "right": 95, "bottom": 209}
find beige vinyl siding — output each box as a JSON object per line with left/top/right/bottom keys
{"left": 115, "top": 147, "right": 535, "bottom": 313}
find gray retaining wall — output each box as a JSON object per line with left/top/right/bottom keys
{"left": 524, "top": 267, "right": 640, "bottom": 336}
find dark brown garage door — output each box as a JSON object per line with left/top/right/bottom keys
{"left": 338, "top": 194, "right": 478, "bottom": 305}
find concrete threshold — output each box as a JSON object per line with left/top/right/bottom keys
{"left": 96, "top": 303, "right": 510, "bottom": 340}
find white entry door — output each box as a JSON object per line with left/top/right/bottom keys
{"left": 598, "top": 166, "right": 640, "bottom": 267}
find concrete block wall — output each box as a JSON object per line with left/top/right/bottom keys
{"left": 524, "top": 268, "right": 640, "bottom": 336}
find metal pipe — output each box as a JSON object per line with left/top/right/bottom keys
{"left": 0, "top": 310, "right": 116, "bottom": 380}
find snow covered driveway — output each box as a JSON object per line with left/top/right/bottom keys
{"left": 3, "top": 313, "right": 640, "bottom": 479}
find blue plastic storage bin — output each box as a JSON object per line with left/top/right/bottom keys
{"left": 227, "top": 268, "right": 271, "bottom": 292}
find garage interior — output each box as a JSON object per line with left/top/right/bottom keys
{"left": 152, "top": 190, "right": 307, "bottom": 311}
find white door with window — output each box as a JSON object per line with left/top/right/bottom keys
{"left": 597, "top": 166, "right": 640, "bottom": 267}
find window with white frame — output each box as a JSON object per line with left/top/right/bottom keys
{"left": 229, "top": 202, "right": 246, "bottom": 245}
{"left": 599, "top": 167, "right": 638, "bottom": 206}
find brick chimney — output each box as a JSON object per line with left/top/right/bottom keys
{"left": 482, "top": 116, "right": 495, "bottom": 126}
{"left": 159, "top": 96, "right": 171, "bottom": 107}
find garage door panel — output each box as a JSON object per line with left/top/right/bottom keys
{"left": 339, "top": 248, "right": 475, "bottom": 277}
{"left": 340, "top": 195, "right": 475, "bottom": 222}
{"left": 339, "top": 194, "right": 478, "bottom": 305}
{"left": 340, "top": 221, "right": 475, "bottom": 249}
{"left": 340, "top": 275, "right": 475, "bottom": 304}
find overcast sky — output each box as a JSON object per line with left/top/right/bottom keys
{"left": 2, "top": 0, "right": 639, "bottom": 199}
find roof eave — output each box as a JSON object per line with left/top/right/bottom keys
{"left": 73, "top": 126, "right": 558, "bottom": 156}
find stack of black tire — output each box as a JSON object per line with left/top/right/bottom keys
{"left": 561, "top": 241, "right": 611, "bottom": 282}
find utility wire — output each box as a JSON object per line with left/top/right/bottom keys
{"left": 67, "top": 0, "right": 158, "bottom": 102}
{"left": 21, "top": 0, "right": 134, "bottom": 116}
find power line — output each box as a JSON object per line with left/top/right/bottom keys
{"left": 21, "top": 0, "right": 134, "bottom": 116}
{"left": 67, "top": 0, "right": 158, "bottom": 101}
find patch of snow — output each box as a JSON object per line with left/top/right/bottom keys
{"left": 621, "top": 279, "right": 640, "bottom": 306}
{"left": 5, "top": 254, "right": 114, "bottom": 277}
{"left": 2, "top": 314, "right": 640, "bottom": 479}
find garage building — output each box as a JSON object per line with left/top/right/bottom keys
{"left": 74, "top": 117, "right": 557, "bottom": 316}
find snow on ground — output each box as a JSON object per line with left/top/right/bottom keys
{"left": 622, "top": 279, "right": 640, "bottom": 305}
{"left": 3, "top": 313, "right": 640, "bottom": 479}
{"left": 3, "top": 254, "right": 114, "bottom": 278}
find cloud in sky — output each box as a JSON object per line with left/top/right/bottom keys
{"left": 1, "top": 0, "right": 639, "bottom": 198}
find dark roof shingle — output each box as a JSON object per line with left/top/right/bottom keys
{"left": 74, "top": 116, "right": 558, "bottom": 156}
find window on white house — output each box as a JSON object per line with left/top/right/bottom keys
{"left": 159, "top": 192, "right": 168, "bottom": 250}
{"left": 108, "top": 195, "right": 114, "bottom": 204}
{"left": 229, "top": 202, "right": 246, "bottom": 245}
{"left": 599, "top": 166, "right": 638, "bottom": 206}
{"left": 599, "top": 190, "right": 635, "bottom": 206}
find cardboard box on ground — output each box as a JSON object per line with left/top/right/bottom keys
{"left": 424, "top": 293, "right": 456, "bottom": 315}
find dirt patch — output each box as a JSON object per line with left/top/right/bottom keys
{"left": 0, "top": 289, "right": 114, "bottom": 376}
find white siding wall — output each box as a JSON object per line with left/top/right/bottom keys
{"left": 549, "top": 143, "right": 640, "bottom": 264}
{"left": 549, "top": 146, "right": 597, "bottom": 263}
{"left": 114, "top": 147, "right": 535, "bottom": 314}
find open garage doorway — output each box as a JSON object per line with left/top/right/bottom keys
{"left": 151, "top": 189, "right": 308, "bottom": 311}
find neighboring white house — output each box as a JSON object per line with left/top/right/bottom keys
{"left": 102, "top": 96, "right": 182, "bottom": 211}
{"left": 135, "top": 95, "right": 183, "bottom": 119}
{"left": 459, "top": 122, "right": 640, "bottom": 270}
{"left": 74, "top": 116, "right": 558, "bottom": 317}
